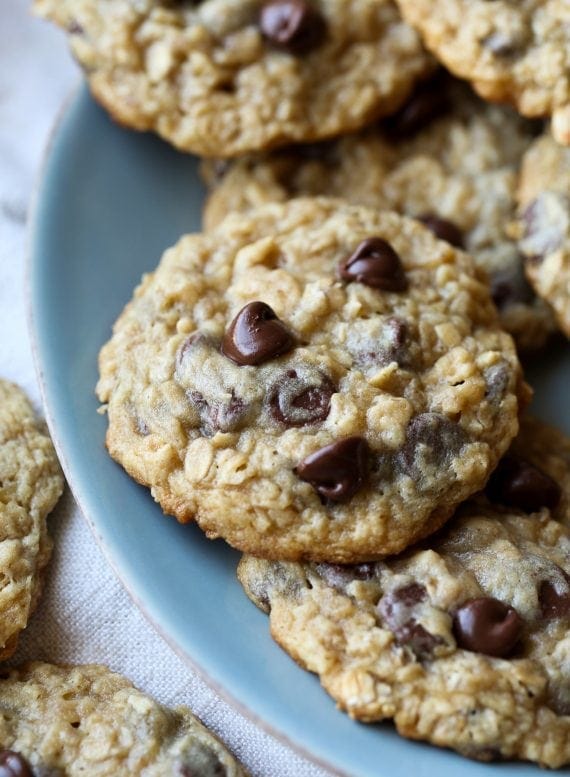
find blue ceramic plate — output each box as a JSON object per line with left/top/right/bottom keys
{"left": 30, "top": 86, "right": 570, "bottom": 777}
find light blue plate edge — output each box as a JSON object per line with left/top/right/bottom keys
{"left": 28, "top": 85, "right": 568, "bottom": 777}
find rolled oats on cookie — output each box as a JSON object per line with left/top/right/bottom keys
{"left": 97, "top": 198, "right": 526, "bottom": 562}
{"left": 34, "top": 0, "right": 434, "bottom": 157}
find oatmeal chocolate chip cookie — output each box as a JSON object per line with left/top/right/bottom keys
{"left": 514, "top": 133, "right": 570, "bottom": 338}
{"left": 203, "top": 78, "right": 555, "bottom": 350}
{"left": 0, "top": 662, "right": 247, "bottom": 776}
{"left": 238, "top": 497, "right": 570, "bottom": 767}
{"left": 394, "top": 0, "right": 570, "bottom": 146}
{"left": 33, "top": 0, "right": 433, "bottom": 158}
{"left": 0, "top": 381, "right": 63, "bottom": 661}
{"left": 97, "top": 198, "right": 525, "bottom": 561}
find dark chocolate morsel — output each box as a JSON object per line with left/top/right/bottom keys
{"left": 314, "top": 562, "right": 376, "bottom": 592}
{"left": 485, "top": 455, "right": 561, "bottom": 513}
{"left": 489, "top": 263, "right": 534, "bottom": 309}
{"left": 453, "top": 597, "right": 523, "bottom": 657}
{"left": 268, "top": 368, "right": 335, "bottom": 427}
{"left": 339, "top": 238, "right": 407, "bottom": 291}
{"left": 378, "top": 584, "right": 441, "bottom": 659}
{"left": 260, "top": 0, "right": 326, "bottom": 53}
{"left": 221, "top": 301, "right": 294, "bottom": 366}
{"left": 417, "top": 214, "right": 464, "bottom": 248}
{"left": 383, "top": 74, "right": 450, "bottom": 137}
{"left": 539, "top": 573, "right": 570, "bottom": 619}
{"left": 0, "top": 751, "right": 34, "bottom": 777}
{"left": 397, "top": 412, "right": 467, "bottom": 480}
{"left": 296, "top": 436, "right": 369, "bottom": 502}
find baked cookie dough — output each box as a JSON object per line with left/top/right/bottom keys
{"left": 0, "top": 381, "right": 63, "bottom": 660}
{"left": 238, "top": 488, "right": 570, "bottom": 766}
{"left": 34, "top": 0, "right": 433, "bottom": 157}
{"left": 202, "top": 78, "right": 555, "bottom": 350}
{"left": 97, "top": 198, "right": 525, "bottom": 562}
{"left": 394, "top": 0, "right": 570, "bottom": 145}
{"left": 0, "top": 662, "right": 247, "bottom": 776}
{"left": 514, "top": 133, "right": 570, "bottom": 338}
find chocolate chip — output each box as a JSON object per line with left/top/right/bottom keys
{"left": 489, "top": 263, "right": 534, "bottom": 309}
{"left": 268, "top": 368, "right": 335, "bottom": 427}
{"left": 453, "top": 597, "right": 523, "bottom": 657}
{"left": 0, "top": 752, "right": 34, "bottom": 777}
{"left": 378, "top": 584, "right": 440, "bottom": 658}
{"left": 296, "top": 436, "right": 369, "bottom": 503}
{"left": 483, "top": 362, "right": 510, "bottom": 403}
{"left": 350, "top": 317, "right": 413, "bottom": 373}
{"left": 176, "top": 331, "right": 213, "bottom": 369}
{"left": 485, "top": 456, "right": 561, "bottom": 513}
{"left": 417, "top": 214, "right": 464, "bottom": 248}
{"left": 314, "top": 562, "right": 376, "bottom": 592}
{"left": 539, "top": 572, "right": 570, "bottom": 619}
{"left": 339, "top": 238, "right": 407, "bottom": 291}
{"left": 520, "top": 195, "right": 566, "bottom": 263}
{"left": 188, "top": 390, "right": 249, "bottom": 435}
{"left": 397, "top": 412, "right": 467, "bottom": 481}
{"left": 482, "top": 32, "right": 520, "bottom": 57}
{"left": 178, "top": 743, "right": 227, "bottom": 777}
{"left": 383, "top": 74, "right": 450, "bottom": 137}
{"left": 259, "top": 0, "right": 326, "bottom": 54}
{"left": 221, "top": 302, "right": 294, "bottom": 366}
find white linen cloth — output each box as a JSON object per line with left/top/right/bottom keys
{"left": 0, "top": 2, "right": 331, "bottom": 774}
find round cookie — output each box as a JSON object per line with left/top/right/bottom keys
{"left": 97, "top": 198, "right": 525, "bottom": 562}
{"left": 238, "top": 498, "right": 570, "bottom": 766}
{"left": 33, "top": 0, "right": 433, "bottom": 158}
{"left": 394, "top": 0, "right": 570, "bottom": 146}
{"left": 0, "top": 381, "right": 64, "bottom": 660}
{"left": 0, "top": 662, "right": 247, "bottom": 776}
{"left": 202, "top": 78, "right": 555, "bottom": 351}
{"left": 514, "top": 133, "right": 570, "bottom": 338}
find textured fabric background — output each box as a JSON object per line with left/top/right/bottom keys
{"left": 0, "top": 2, "right": 332, "bottom": 774}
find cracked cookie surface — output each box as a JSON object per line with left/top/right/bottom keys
{"left": 0, "top": 662, "right": 247, "bottom": 776}
{"left": 394, "top": 0, "right": 570, "bottom": 145}
{"left": 515, "top": 133, "right": 570, "bottom": 338}
{"left": 34, "top": 0, "right": 433, "bottom": 157}
{"left": 97, "top": 198, "right": 524, "bottom": 561}
{"left": 238, "top": 427, "right": 570, "bottom": 766}
{"left": 203, "top": 78, "right": 555, "bottom": 350}
{"left": 0, "top": 381, "right": 63, "bottom": 660}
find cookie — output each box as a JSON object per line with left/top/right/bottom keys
{"left": 394, "top": 0, "right": 570, "bottom": 146}
{"left": 514, "top": 133, "right": 570, "bottom": 338}
{"left": 0, "top": 381, "right": 63, "bottom": 660}
{"left": 238, "top": 448, "right": 570, "bottom": 766}
{"left": 97, "top": 197, "right": 526, "bottom": 562}
{"left": 203, "top": 78, "right": 555, "bottom": 351}
{"left": 34, "top": 0, "right": 433, "bottom": 158}
{"left": 0, "top": 662, "right": 247, "bottom": 776}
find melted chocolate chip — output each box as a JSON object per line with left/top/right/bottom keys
{"left": 482, "top": 31, "right": 520, "bottom": 57}
{"left": 490, "top": 264, "right": 534, "bottom": 309}
{"left": 188, "top": 390, "right": 249, "bottom": 435}
{"left": 296, "top": 436, "right": 369, "bottom": 503}
{"left": 178, "top": 743, "right": 227, "bottom": 777}
{"left": 176, "top": 331, "right": 212, "bottom": 369}
{"left": 351, "top": 317, "right": 412, "bottom": 372}
{"left": 453, "top": 597, "right": 523, "bottom": 657}
{"left": 378, "top": 584, "right": 440, "bottom": 658}
{"left": 397, "top": 412, "right": 467, "bottom": 480}
{"left": 339, "top": 238, "right": 407, "bottom": 291}
{"left": 268, "top": 368, "right": 335, "bottom": 427}
{"left": 483, "top": 362, "right": 510, "bottom": 403}
{"left": 0, "top": 752, "right": 34, "bottom": 777}
{"left": 260, "top": 0, "right": 326, "bottom": 53}
{"left": 539, "top": 572, "right": 570, "bottom": 619}
{"left": 520, "top": 195, "right": 566, "bottom": 263}
{"left": 417, "top": 214, "right": 464, "bottom": 248}
{"left": 383, "top": 74, "right": 450, "bottom": 137}
{"left": 485, "top": 456, "right": 561, "bottom": 513}
{"left": 221, "top": 302, "right": 294, "bottom": 366}
{"left": 314, "top": 562, "right": 376, "bottom": 592}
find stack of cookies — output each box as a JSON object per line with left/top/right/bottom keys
{"left": 36, "top": 0, "right": 570, "bottom": 770}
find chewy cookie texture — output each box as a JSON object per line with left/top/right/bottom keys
{"left": 33, "top": 0, "right": 434, "bottom": 157}
{"left": 238, "top": 420, "right": 570, "bottom": 768}
{"left": 394, "top": 0, "right": 570, "bottom": 146}
{"left": 0, "top": 381, "right": 63, "bottom": 661}
{"left": 202, "top": 76, "right": 555, "bottom": 351}
{"left": 0, "top": 662, "right": 247, "bottom": 776}
{"left": 97, "top": 198, "right": 525, "bottom": 562}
